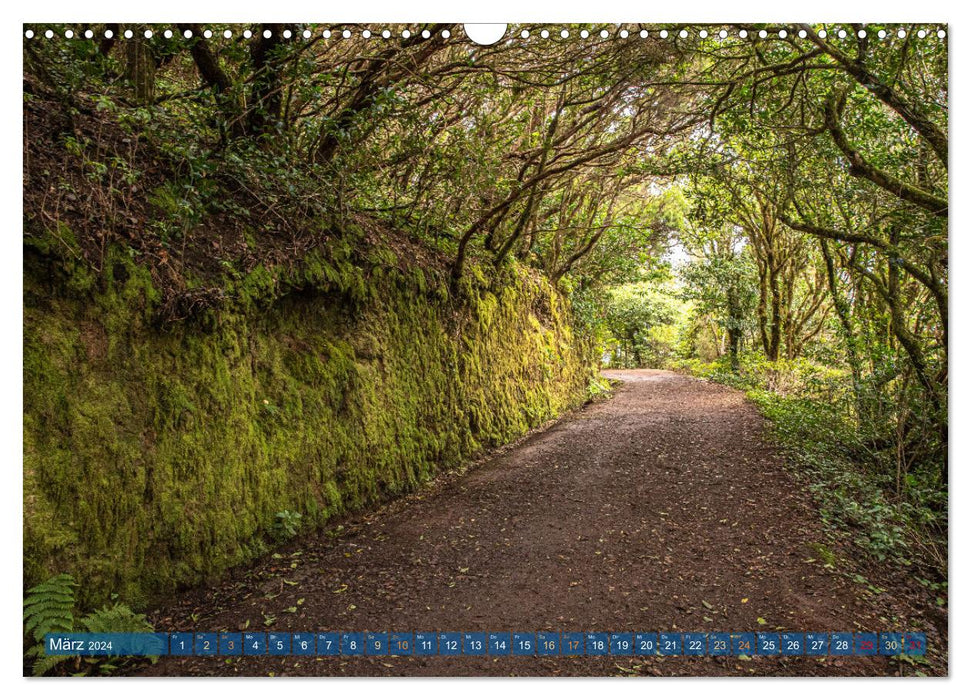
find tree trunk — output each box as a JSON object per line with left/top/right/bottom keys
{"left": 125, "top": 28, "right": 155, "bottom": 104}
{"left": 727, "top": 285, "right": 742, "bottom": 372}
{"left": 767, "top": 248, "right": 781, "bottom": 361}
{"left": 820, "top": 239, "right": 864, "bottom": 419}
{"left": 247, "top": 24, "right": 285, "bottom": 138}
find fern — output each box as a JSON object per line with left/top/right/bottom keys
{"left": 23, "top": 575, "right": 156, "bottom": 676}
{"left": 28, "top": 650, "right": 69, "bottom": 677}
{"left": 23, "top": 573, "right": 77, "bottom": 676}
{"left": 23, "top": 574, "right": 77, "bottom": 642}
{"left": 80, "top": 604, "right": 153, "bottom": 634}
{"left": 80, "top": 604, "right": 158, "bottom": 674}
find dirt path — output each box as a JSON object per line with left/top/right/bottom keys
{"left": 138, "top": 370, "right": 945, "bottom": 676}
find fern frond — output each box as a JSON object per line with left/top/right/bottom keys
{"left": 27, "top": 644, "right": 69, "bottom": 676}
{"left": 24, "top": 574, "right": 77, "bottom": 595}
{"left": 23, "top": 574, "right": 77, "bottom": 643}
{"left": 80, "top": 604, "right": 153, "bottom": 634}
{"left": 24, "top": 596, "right": 75, "bottom": 619}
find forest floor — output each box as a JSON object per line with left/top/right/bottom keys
{"left": 134, "top": 369, "right": 947, "bottom": 677}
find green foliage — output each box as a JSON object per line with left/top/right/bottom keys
{"left": 80, "top": 603, "right": 154, "bottom": 634}
{"left": 23, "top": 573, "right": 77, "bottom": 644}
{"left": 602, "top": 281, "right": 682, "bottom": 368}
{"left": 24, "top": 23, "right": 708, "bottom": 291}
{"left": 564, "top": 188, "right": 688, "bottom": 288}
{"left": 271, "top": 510, "right": 303, "bottom": 542}
{"left": 22, "top": 574, "right": 155, "bottom": 676}
{"left": 585, "top": 375, "right": 615, "bottom": 402}
{"left": 678, "top": 236, "right": 758, "bottom": 353}
{"left": 751, "top": 391, "right": 914, "bottom": 564}
{"left": 679, "top": 354, "right": 946, "bottom": 578}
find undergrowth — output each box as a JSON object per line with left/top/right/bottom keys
{"left": 23, "top": 574, "right": 155, "bottom": 676}
{"left": 677, "top": 355, "right": 947, "bottom": 588}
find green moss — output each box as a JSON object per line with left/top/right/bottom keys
{"left": 23, "top": 243, "right": 596, "bottom": 607}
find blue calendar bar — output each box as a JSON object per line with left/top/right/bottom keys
{"left": 43, "top": 631, "right": 928, "bottom": 657}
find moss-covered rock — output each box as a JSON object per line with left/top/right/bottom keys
{"left": 23, "top": 235, "right": 596, "bottom": 607}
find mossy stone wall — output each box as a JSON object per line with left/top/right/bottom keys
{"left": 24, "top": 239, "right": 595, "bottom": 606}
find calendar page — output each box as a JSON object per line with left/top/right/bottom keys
{"left": 21, "top": 18, "right": 947, "bottom": 681}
